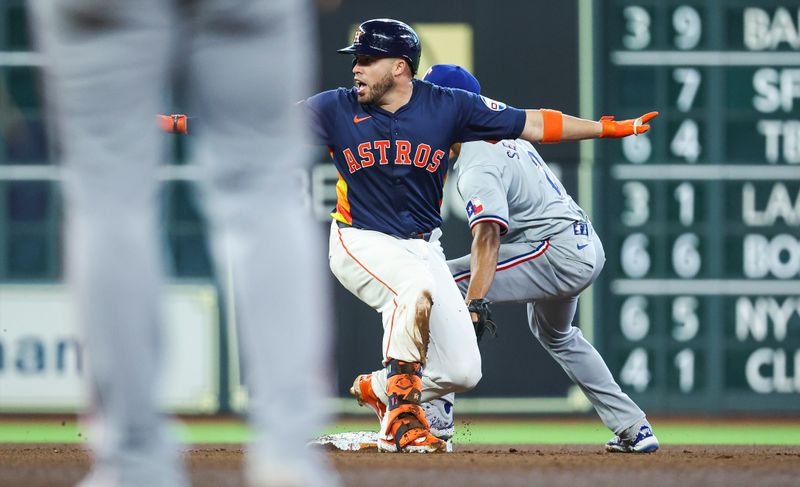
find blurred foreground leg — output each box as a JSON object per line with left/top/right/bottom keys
{"left": 185, "top": 0, "right": 338, "bottom": 485}
{"left": 31, "top": 1, "right": 187, "bottom": 486}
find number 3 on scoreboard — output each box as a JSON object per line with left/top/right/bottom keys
{"left": 623, "top": 6, "right": 651, "bottom": 50}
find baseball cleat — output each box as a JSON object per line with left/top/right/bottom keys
{"left": 375, "top": 360, "right": 447, "bottom": 454}
{"left": 350, "top": 374, "right": 386, "bottom": 420}
{"left": 377, "top": 416, "right": 448, "bottom": 454}
{"left": 378, "top": 404, "right": 447, "bottom": 453}
{"left": 605, "top": 423, "right": 659, "bottom": 453}
{"left": 421, "top": 397, "right": 455, "bottom": 441}
{"left": 377, "top": 430, "right": 448, "bottom": 453}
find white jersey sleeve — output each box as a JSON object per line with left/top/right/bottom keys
{"left": 455, "top": 142, "right": 510, "bottom": 235}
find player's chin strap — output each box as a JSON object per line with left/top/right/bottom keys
{"left": 466, "top": 298, "right": 497, "bottom": 342}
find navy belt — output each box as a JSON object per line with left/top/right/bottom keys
{"left": 336, "top": 220, "right": 433, "bottom": 242}
{"left": 411, "top": 231, "right": 434, "bottom": 242}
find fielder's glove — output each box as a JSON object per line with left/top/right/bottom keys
{"left": 467, "top": 298, "right": 497, "bottom": 342}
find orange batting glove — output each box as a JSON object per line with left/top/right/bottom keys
{"left": 599, "top": 111, "right": 658, "bottom": 138}
{"left": 157, "top": 114, "right": 189, "bottom": 134}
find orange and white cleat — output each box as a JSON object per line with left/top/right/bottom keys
{"left": 342, "top": 369, "right": 449, "bottom": 453}
{"left": 376, "top": 361, "right": 447, "bottom": 454}
{"left": 377, "top": 404, "right": 447, "bottom": 453}
{"left": 350, "top": 374, "right": 386, "bottom": 420}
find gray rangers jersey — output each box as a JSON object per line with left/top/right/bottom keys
{"left": 447, "top": 137, "right": 651, "bottom": 441}
{"left": 455, "top": 138, "right": 588, "bottom": 243}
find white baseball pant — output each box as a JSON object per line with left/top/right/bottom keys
{"left": 328, "top": 220, "right": 482, "bottom": 403}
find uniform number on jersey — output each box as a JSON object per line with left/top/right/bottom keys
{"left": 480, "top": 95, "right": 507, "bottom": 111}
{"left": 526, "top": 150, "right": 562, "bottom": 197}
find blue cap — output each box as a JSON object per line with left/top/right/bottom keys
{"left": 422, "top": 64, "right": 481, "bottom": 94}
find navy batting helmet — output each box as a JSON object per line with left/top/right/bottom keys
{"left": 338, "top": 19, "right": 421, "bottom": 75}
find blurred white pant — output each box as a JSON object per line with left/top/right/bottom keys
{"left": 31, "top": 1, "right": 336, "bottom": 486}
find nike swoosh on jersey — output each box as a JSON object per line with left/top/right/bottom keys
{"left": 577, "top": 243, "right": 589, "bottom": 250}
{"left": 353, "top": 115, "right": 372, "bottom": 124}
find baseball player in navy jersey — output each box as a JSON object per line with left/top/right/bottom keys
{"left": 299, "top": 19, "right": 658, "bottom": 454}
{"left": 422, "top": 64, "right": 659, "bottom": 453}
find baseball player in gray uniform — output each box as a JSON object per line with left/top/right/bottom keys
{"left": 31, "top": 1, "right": 337, "bottom": 485}
{"left": 424, "top": 64, "right": 659, "bottom": 453}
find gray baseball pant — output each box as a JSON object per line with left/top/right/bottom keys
{"left": 31, "top": 0, "right": 335, "bottom": 485}
{"left": 447, "top": 224, "right": 645, "bottom": 435}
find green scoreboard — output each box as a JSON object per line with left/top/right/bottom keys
{"left": 594, "top": 1, "right": 800, "bottom": 412}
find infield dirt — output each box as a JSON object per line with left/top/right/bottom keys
{"left": 1, "top": 443, "right": 799, "bottom": 487}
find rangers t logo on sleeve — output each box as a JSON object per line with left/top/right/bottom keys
{"left": 466, "top": 197, "right": 484, "bottom": 218}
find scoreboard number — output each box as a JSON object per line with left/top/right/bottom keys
{"left": 670, "top": 119, "right": 702, "bottom": 162}
{"left": 674, "top": 348, "right": 696, "bottom": 393}
{"left": 672, "top": 5, "right": 702, "bottom": 50}
{"left": 621, "top": 347, "right": 651, "bottom": 392}
{"left": 621, "top": 296, "right": 650, "bottom": 342}
{"left": 623, "top": 6, "right": 651, "bottom": 50}
{"left": 621, "top": 233, "right": 651, "bottom": 278}
{"left": 673, "top": 182, "right": 695, "bottom": 226}
{"left": 622, "top": 181, "right": 650, "bottom": 226}
{"left": 671, "top": 296, "right": 700, "bottom": 342}
{"left": 673, "top": 68, "right": 702, "bottom": 112}
{"left": 672, "top": 233, "right": 702, "bottom": 278}
{"left": 622, "top": 134, "right": 653, "bottom": 163}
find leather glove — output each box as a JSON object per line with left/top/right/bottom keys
{"left": 599, "top": 111, "right": 658, "bottom": 138}
{"left": 467, "top": 298, "right": 497, "bottom": 342}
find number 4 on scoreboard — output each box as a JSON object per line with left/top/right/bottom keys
{"left": 620, "top": 347, "right": 651, "bottom": 392}
{"left": 671, "top": 119, "right": 702, "bottom": 163}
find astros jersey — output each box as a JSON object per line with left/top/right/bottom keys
{"left": 455, "top": 138, "right": 588, "bottom": 243}
{"left": 304, "top": 80, "right": 526, "bottom": 238}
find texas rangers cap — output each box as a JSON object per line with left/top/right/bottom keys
{"left": 422, "top": 64, "right": 481, "bottom": 95}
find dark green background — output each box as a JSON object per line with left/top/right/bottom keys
{"left": 594, "top": 0, "right": 800, "bottom": 412}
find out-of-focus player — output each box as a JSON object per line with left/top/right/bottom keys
{"left": 423, "top": 64, "right": 659, "bottom": 453}
{"left": 30, "top": 0, "right": 338, "bottom": 485}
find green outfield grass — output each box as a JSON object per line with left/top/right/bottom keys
{"left": 1, "top": 418, "right": 799, "bottom": 445}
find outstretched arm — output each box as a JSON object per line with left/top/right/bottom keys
{"left": 519, "top": 109, "right": 658, "bottom": 143}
